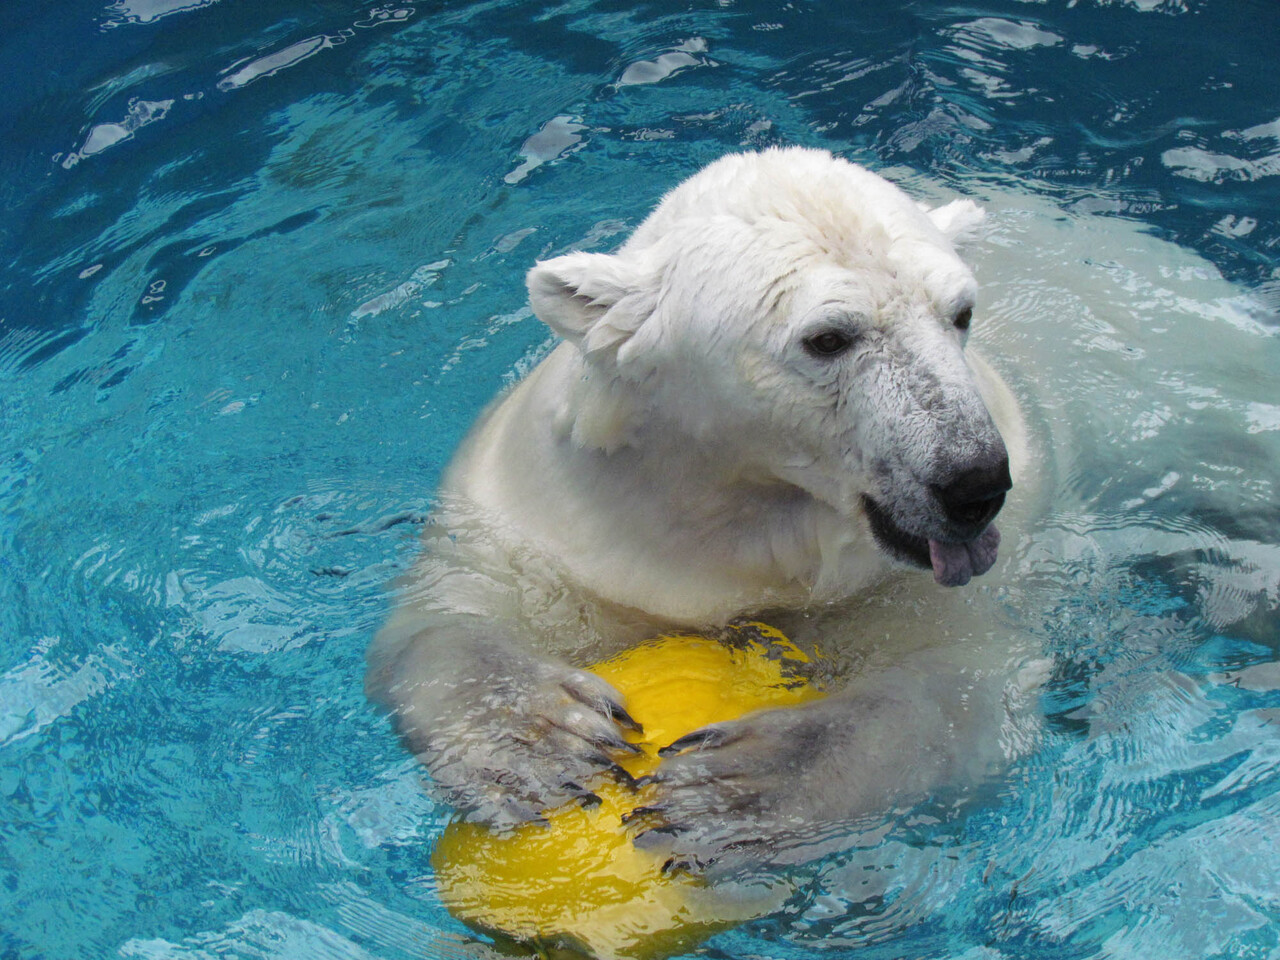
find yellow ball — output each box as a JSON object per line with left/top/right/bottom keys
{"left": 432, "top": 623, "right": 825, "bottom": 960}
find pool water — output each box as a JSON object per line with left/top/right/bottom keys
{"left": 2, "top": 1, "right": 1278, "bottom": 958}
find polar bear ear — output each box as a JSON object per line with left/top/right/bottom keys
{"left": 925, "top": 198, "right": 986, "bottom": 245}
{"left": 526, "top": 252, "right": 653, "bottom": 358}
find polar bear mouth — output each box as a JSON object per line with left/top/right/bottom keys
{"left": 861, "top": 495, "right": 1001, "bottom": 587}
{"left": 861, "top": 495, "right": 932, "bottom": 568}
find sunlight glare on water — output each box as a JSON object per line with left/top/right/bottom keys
{"left": 0, "top": 1, "right": 1278, "bottom": 958}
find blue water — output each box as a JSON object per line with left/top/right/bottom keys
{"left": 2, "top": 1, "right": 1279, "bottom": 958}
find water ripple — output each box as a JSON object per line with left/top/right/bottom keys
{"left": 1, "top": 3, "right": 1279, "bottom": 959}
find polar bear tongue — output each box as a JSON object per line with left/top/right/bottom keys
{"left": 928, "top": 524, "right": 1001, "bottom": 587}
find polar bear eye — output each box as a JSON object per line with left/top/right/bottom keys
{"left": 953, "top": 306, "right": 973, "bottom": 331}
{"left": 802, "top": 330, "right": 855, "bottom": 358}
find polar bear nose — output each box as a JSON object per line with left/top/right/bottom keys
{"left": 930, "top": 456, "right": 1012, "bottom": 533}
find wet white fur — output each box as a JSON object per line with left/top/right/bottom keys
{"left": 368, "top": 147, "right": 1033, "bottom": 849}
{"left": 448, "top": 147, "right": 1019, "bottom": 625}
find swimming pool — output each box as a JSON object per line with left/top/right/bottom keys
{"left": 1, "top": 1, "right": 1278, "bottom": 957}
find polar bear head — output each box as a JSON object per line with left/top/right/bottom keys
{"left": 527, "top": 147, "right": 1011, "bottom": 587}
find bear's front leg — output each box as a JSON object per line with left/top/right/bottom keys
{"left": 379, "top": 618, "right": 642, "bottom": 827}
{"left": 635, "top": 673, "right": 973, "bottom": 875}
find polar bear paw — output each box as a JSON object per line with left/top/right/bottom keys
{"left": 630, "top": 701, "right": 855, "bottom": 874}
{"left": 630, "top": 689, "right": 952, "bottom": 875}
{"left": 389, "top": 636, "right": 642, "bottom": 827}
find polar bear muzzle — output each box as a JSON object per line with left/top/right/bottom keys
{"left": 862, "top": 448, "right": 1010, "bottom": 587}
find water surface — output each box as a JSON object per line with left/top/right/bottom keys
{"left": 1, "top": 1, "right": 1279, "bottom": 958}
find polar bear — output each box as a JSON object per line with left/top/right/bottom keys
{"left": 368, "top": 147, "right": 1034, "bottom": 870}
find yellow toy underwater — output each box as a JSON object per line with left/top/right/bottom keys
{"left": 432, "top": 623, "right": 826, "bottom": 960}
